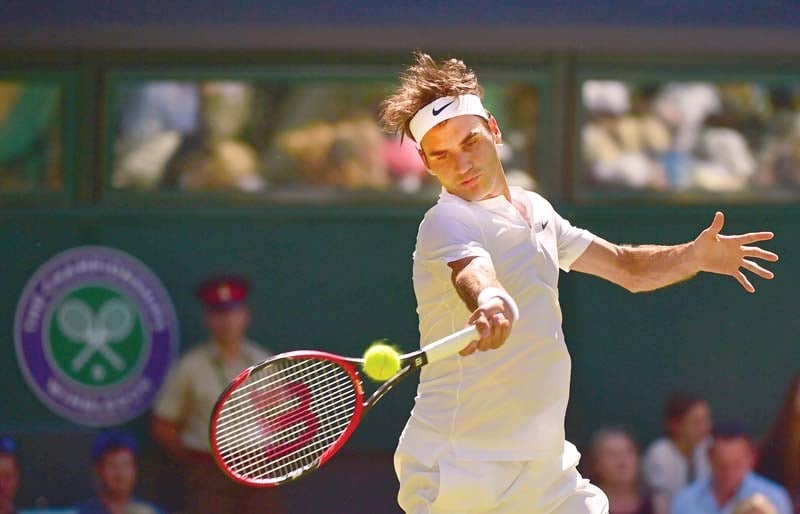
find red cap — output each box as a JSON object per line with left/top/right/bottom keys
{"left": 196, "top": 275, "right": 249, "bottom": 311}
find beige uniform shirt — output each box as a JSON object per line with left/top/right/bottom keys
{"left": 153, "top": 340, "right": 270, "bottom": 453}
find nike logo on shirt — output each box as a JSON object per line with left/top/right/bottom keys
{"left": 432, "top": 100, "right": 455, "bottom": 116}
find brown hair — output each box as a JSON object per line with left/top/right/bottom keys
{"left": 380, "top": 51, "right": 484, "bottom": 142}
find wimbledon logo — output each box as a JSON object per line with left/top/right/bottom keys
{"left": 14, "top": 247, "right": 179, "bottom": 426}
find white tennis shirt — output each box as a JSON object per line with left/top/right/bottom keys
{"left": 400, "top": 186, "right": 594, "bottom": 464}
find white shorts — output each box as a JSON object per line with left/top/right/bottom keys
{"left": 394, "top": 447, "right": 608, "bottom": 514}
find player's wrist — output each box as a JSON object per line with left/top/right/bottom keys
{"left": 477, "top": 287, "right": 519, "bottom": 323}
{"left": 685, "top": 240, "right": 704, "bottom": 273}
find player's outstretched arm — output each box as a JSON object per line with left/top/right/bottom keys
{"left": 571, "top": 211, "right": 778, "bottom": 293}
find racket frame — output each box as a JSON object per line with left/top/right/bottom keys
{"left": 209, "top": 325, "right": 479, "bottom": 487}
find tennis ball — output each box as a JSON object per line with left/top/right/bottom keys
{"left": 362, "top": 342, "right": 401, "bottom": 382}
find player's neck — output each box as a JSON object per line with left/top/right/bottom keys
{"left": 477, "top": 165, "right": 511, "bottom": 202}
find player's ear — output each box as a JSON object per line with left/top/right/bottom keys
{"left": 488, "top": 115, "right": 502, "bottom": 145}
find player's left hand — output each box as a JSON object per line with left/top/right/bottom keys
{"left": 692, "top": 211, "right": 779, "bottom": 293}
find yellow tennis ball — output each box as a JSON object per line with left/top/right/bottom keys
{"left": 362, "top": 342, "right": 401, "bottom": 382}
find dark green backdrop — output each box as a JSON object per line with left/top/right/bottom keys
{"left": 5, "top": 203, "right": 796, "bottom": 442}
{"left": 2, "top": 203, "right": 796, "bottom": 511}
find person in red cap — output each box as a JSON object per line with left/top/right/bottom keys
{"left": 151, "top": 275, "right": 284, "bottom": 514}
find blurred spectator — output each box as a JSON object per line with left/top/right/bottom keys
{"left": 643, "top": 392, "right": 713, "bottom": 512}
{"left": 74, "top": 431, "right": 163, "bottom": 514}
{"left": 0, "top": 81, "right": 61, "bottom": 192}
{"left": 582, "top": 80, "right": 670, "bottom": 189}
{"left": 757, "top": 374, "right": 800, "bottom": 513}
{"left": 277, "top": 117, "right": 391, "bottom": 191}
{"left": 586, "top": 428, "right": 662, "bottom": 514}
{"left": 671, "top": 422, "right": 791, "bottom": 514}
{"left": 381, "top": 134, "right": 428, "bottom": 192}
{"left": 694, "top": 118, "right": 756, "bottom": 192}
{"left": 0, "top": 437, "right": 19, "bottom": 514}
{"left": 113, "top": 82, "right": 200, "bottom": 190}
{"left": 580, "top": 79, "right": 800, "bottom": 195}
{"left": 653, "top": 82, "right": 721, "bottom": 155}
{"left": 112, "top": 79, "right": 539, "bottom": 196}
{"left": 754, "top": 88, "right": 800, "bottom": 189}
{"left": 151, "top": 275, "right": 284, "bottom": 514}
{"left": 165, "top": 82, "right": 265, "bottom": 192}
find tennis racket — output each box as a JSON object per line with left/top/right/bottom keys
{"left": 209, "top": 324, "right": 479, "bottom": 487}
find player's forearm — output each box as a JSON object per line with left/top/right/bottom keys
{"left": 451, "top": 257, "right": 503, "bottom": 310}
{"left": 617, "top": 242, "right": 700, "bottom": 292}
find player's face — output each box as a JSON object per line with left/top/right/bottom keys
{"left": 0, "top": 455, "right": 19, "bottom": 505}
{"left": 419, "top": 115, "right": 507, "bottom": 202}
{"left": 710, "top": 438, "right": 754, "bottom": 494}
{"left": 96, "top": 449, "right": 137, "bottom": 499}
{"left": 593, "top": 433, "right": 639, "bottom": 487}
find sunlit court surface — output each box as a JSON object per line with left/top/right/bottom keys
{"left": 0, "top": 2, "right": 797, "bottom": 513}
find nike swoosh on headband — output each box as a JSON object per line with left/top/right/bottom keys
{"left": 432, "top": 100, "right": 455, "bottom": 116}
{"left": 409, "top": 94, "right": 488, "bottom": 144}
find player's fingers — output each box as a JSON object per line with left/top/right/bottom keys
{"left": 733, "top": 270, "right": 755, "bottom": 293}
{"left": 472, "top": 315, "right": 491, "bottom": 338}
{"left": 741, "top": 259, "right": 774, "bottom": 280}
{"left": 741, "top": 246, "right": 779, "bottom": 262}
{"left": 459, "top": 341, "right": 478, "bottom": 356}
{"left": 489, "top": 314, "right": 509, "bottom": 349}
{"left": 705, "top": 211, "right": 724, "bottom": 236}
{"left": 475, "top": 315, "right": 494, "bottom": 352}
{"left": 736, "top": 232, "right": 774, "bottom": 244}
{"left": 463, "top": 316, "right": 489, "bottom": 354}
{"left": 479, "top": 314, "right": 502, "bottom": 352}
{"left": 493, "top": 317, "right": 510, "bottom": 349}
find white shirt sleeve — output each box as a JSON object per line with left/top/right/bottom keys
{"left": 416, "top": 203, "right": 492, "bottom": 266}
{"left": 552, "top": 208, "right": 594, "bottom": 271}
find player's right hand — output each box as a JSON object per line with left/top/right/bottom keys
{"left": 460, "top": 297, "right": 513, "bottom": 356}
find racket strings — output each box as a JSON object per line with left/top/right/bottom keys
{"left": 215, "top": 368, "right": 356, "bottom": 454}
{"left": 214, "top": 357, "right": 358, "bottom": 483}
{"left": 216, "top": 359, "right": 351, "bottom": 479}
{"left": 216, "top": 363, "right": 345, "bottom": 429}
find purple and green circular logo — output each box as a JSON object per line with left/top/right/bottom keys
{"left": 14, "top": 246, "right": 179, "bottom": 426}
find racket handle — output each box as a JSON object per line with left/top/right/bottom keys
{"left": 423, "top": 325, "right": 479, "bottom": 365}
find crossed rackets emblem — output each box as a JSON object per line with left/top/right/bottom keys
{"left": 56, "top": 298, "right": 135, "bottom": 373}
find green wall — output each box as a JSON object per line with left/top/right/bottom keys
{"left": 4, "top": 204, "right": 796, "bottom": 449}
{"left": 3, "top": 203, "right": 797, "bottom": 510}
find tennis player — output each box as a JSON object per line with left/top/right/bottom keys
{"left": 380, "top": 53, "right": 779, "bottom": 514}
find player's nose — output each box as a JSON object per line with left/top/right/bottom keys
{"left": 455, "top": 153, "right": 473, "bottom": 174}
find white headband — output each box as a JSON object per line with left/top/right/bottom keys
{"left": 409, "top": 94, "right": 489, "bottom": 145}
